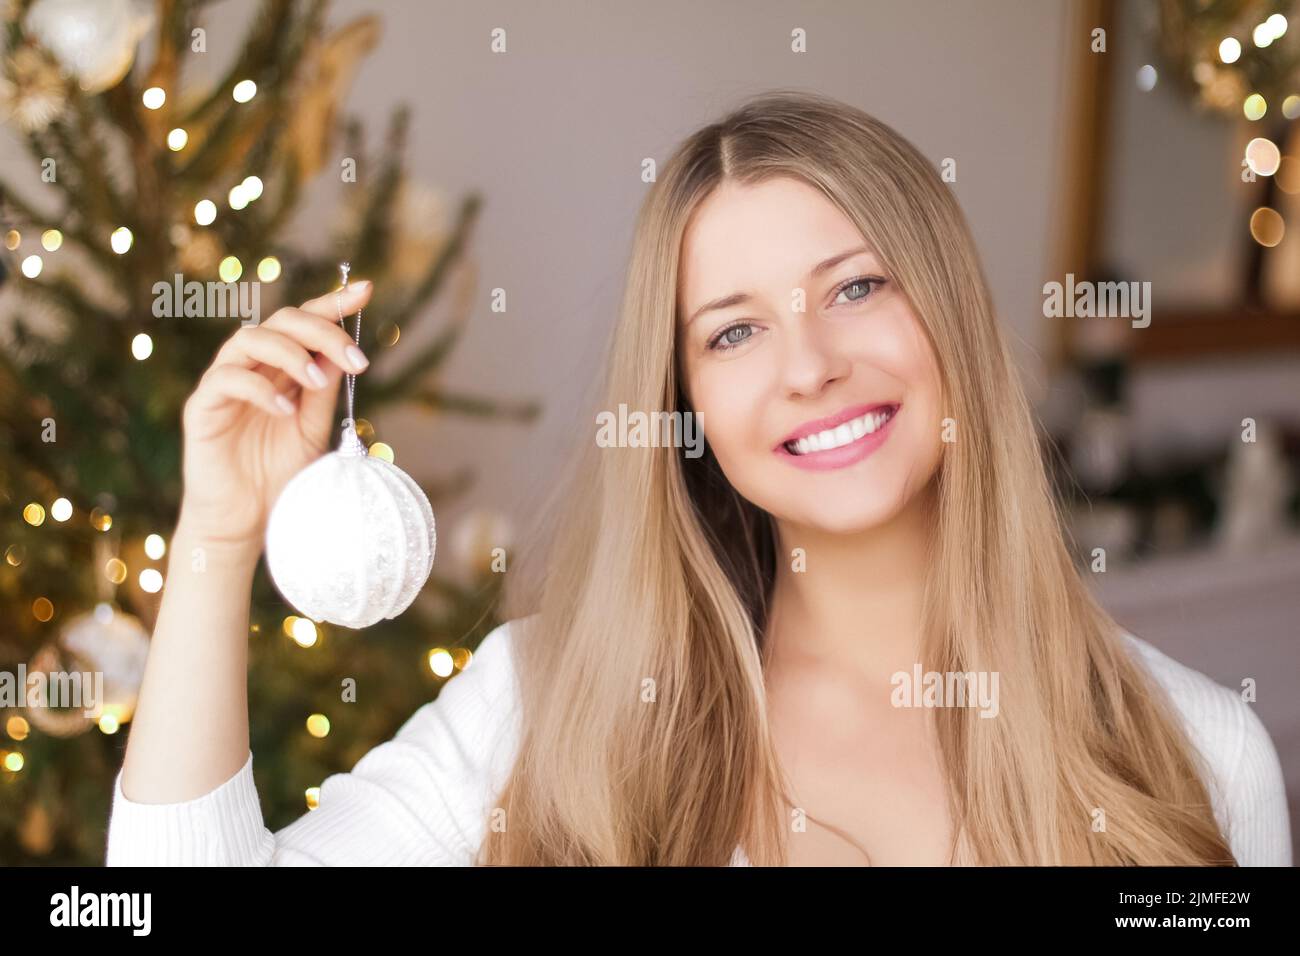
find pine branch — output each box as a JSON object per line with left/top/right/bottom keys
{"left": 14, "top": 271, "right": 123, "bottom": 327}
{"left": 176, "top": 0, "right": 298, "bottom": 129}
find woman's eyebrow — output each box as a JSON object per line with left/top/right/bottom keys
{"left": 682, "top": 246, "right": 873, "bottom": 328}
{"left": 810, "top": 245, "right": 871, "bottom": 277}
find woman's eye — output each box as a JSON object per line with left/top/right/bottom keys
{"left": 832, "top": 277, "right": 884, "bottom": 306}
{"left": 708, "top": 323, "right": 756, "bottom": 351}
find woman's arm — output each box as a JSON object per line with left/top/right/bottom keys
{"left": 109, "top": 281, "right": 371, "bottom": 830}
{"left": 116, "top": 517, "right": 260, "bottom": 806}
{"left": 107, "top": 620, "right": 524, "bottom": 865}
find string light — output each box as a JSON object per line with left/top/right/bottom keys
{"left": 1219, "top": 37, "right": 1242, "bottom": 63}
{"left": 110, "top": 226, "right": 133, "bottom": 254}
{"left": 3, "top": 229, "right": 19, "bottom": 250}
{"left": 1245, "top": 137, "right": 1281, "bottom": 176}
{"left": 291, "top": 618, "right": 318, "bottom": 648}
{"left": 368, "top": 442, "right": 394, "bottom": 463}
{"left": 427, "top": 648, "right": 454, "bottom": 677}
{"left": 6, "top": 716, "right": 29, "bottom": 741}
{"left": 139, "top": 568, "right": 163, "bottom": 593}
{"left": 218, "top": 256, "right": 243, "bottom": 282}
{"left": 32, "top": 597, "right": 53, "bottom": 622}
{"left": 144, "top": 534, "right": 166, "bottom": 559}
{"left": 306, "top": 714, "right": 330, "bottom": 738}
{"left": 131, "top": 333, "right": 153, "bottom": 360}
{"left": 256, "top": 256, "right": 281, "bottom": 282}
{"left": 1243, "top": 93, "right": 1267, "bottom": 120}
{"left": 41, "top": 229, "right": 62, "bottom": 251}
{"left": 22, "top": 502, "right": 45, "bottom": 526}
{"left": 3, "top": 752, "right": 24, "bottom": 773}
{"left": 167, "top": 128, "right": 188, "bottom": 150}
{"left": 89, "top": 507, "right": 112, "bottom": 531}
{"left": 105, "top": 558, "right": 127, "bottom": 584}
{"left": 194, "top": 199, "right": 217, "bottom": 226}
{"left": 228, "top": 184, "right": 250, "bottom": 209}
{"left": 50, "top": 497, "right": 72, "bottom": 521}
{"left": 1249, "top": 207, "right": 1285, "bottom": 246}
{"left": 232, "top": 79, "right": 257, "bottom": 103}
{"left": 142, "top": 86, "right": 166, "bottom": 109}
{"left": 21, "top": 254, "right": 42, "bottom": 278}
{"left": 305, "top": 787, "right": 321, "bottom": 810}
{"left": 242, "top": 176, "right": 263, "bottom": 200}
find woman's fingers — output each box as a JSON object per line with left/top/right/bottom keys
{"left": 187, "top": 363, "right": 295, "bottom": 422}
{"left": 211, "top": 326, "right": 335, "bottom": 393}
{"left": 300, "top": 278, "right": 373, "bottom": 323}
{"left": 261, "top": 306, "right": 370, "bottom": 374}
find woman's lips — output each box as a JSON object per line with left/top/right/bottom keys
{"left": 774, "top": 403, "right": 899, "bottom": 471}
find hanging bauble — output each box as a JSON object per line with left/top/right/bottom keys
{"left": 24, "top": 0, "right": 153, "bottom": 95}
{"left": 21, "top": 643, "right": 90, "bottom": 737}
{"left": 23, "top": 603, "right": 147, "bottom": 735}
{"left": 265, "top": 421, "right": 436, "bottom": 629}
{"left": 263, "top": 264, "right": 435, "bottom": 629}
{"left": 59, "top": 602, "right": 149, "bottom": 725}
{"left": 0, "top": 45, "right": 66, "bottom": 133}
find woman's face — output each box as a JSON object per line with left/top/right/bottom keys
{"left": 676, "top": 176, "right": 944, "bottom": 535}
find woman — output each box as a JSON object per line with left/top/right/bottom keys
{"left": 107, "top": 89, "right": 1290, "bottom": 866}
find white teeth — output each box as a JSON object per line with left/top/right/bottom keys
{"left": 787, "top": 407, "right": 894, "bottom": 455}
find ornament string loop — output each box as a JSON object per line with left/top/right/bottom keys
{"left": 336, "top": 262, "right": 366, "bottom": 457}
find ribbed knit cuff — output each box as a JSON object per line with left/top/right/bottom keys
{"left": 106, "top": 751, "right": 276, "bottom": 866}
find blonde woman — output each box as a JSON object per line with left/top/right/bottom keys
{"left": 107, "top": 90, "right": 1291, "bottom": 866}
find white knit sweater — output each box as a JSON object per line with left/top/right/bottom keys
{"left": 105, "top": 622, "right": 1293, "bottom": 866}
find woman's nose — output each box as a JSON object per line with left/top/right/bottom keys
{"left": 779, "top": 319, "right": 850, "bottom": 399}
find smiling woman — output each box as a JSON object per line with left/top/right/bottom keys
{"left": 482, "top": 88, "right": 1287, "bottom": 866}
{"left": 107, "top": 88, "right": 1289, "bottom": 869}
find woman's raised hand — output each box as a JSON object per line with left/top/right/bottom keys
{"left": 176, "top": 279, "right": 374, "bottom": 550}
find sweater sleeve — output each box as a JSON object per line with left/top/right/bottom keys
{"left": 1220, "top": 693, "right": 1292, "bottom": 867}
{"left": 105, "top": 620, "right": 522, "bottom": 866}
{"left": 1121, "top": 631, "right": 1293, "bottom": 867}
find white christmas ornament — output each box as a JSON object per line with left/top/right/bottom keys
{"left": 60, "top": 602, "right": 149, "bottom": 722}
{"left": 25, "top": 0, "right": 154, "bottom": 95}
{"left": 264, "top": 264, "right": 435, "bottom": 629}
{"left": 25, "top": 603, "right": 148, "bottom": 735}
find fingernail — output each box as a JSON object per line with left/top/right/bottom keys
{"left": 357, "top": 279, "right": 373, "bottom": 291}
{"left": 274, "top": 394, "right": 295, "bottom": 415}
{"left": 345, "top": 345, "right": 369, "bottom": 370}
{"left": 305, "top": 361, "right": 327, "bottom": 389}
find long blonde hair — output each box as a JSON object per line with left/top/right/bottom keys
{"left": 479, "top": 89, "right": 1234, "bottom": 865}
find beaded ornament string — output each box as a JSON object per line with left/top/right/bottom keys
{"left": 335, "top": 262, "right": 366, "bottom": 456}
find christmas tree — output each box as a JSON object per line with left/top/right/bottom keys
{"left": 0, "top": 0, "right": 535, "bottom": 864}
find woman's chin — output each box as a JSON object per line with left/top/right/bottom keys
{"left": 772, "top": 494, "right": 906, "bottom": 537}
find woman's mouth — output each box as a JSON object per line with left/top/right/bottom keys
{"left": 775, "top": 402, "right": 899, "bottom": 471}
